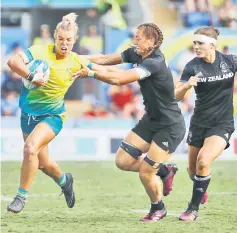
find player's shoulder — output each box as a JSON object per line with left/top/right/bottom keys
{"left": 148, "top": 49, "right": 165, "bottom": 63}
{"left": 29, "top": 44, "right": 53, "bottom": 52}
{"left": 186, "top": 56, "right": 201, "bottom": 67}
{"left": 123, "top": 46, "right": 136, "bottom": 54}
{"left": 217, "top": 51, "right": 237, "bottom": 64}
{"left": 70, "top": 51, "right": 84, "bottom": 63}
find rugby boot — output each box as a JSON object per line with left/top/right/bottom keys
{"left": 161, "top": 164, "right": 178, "bottom": 196}
{"left": 179, "top": 203, "right": 198, "bottom": 221}
{"left": 7, "top": 195, "right": 26, "bottom": 213}
{"left": 61, "top": 173, "right": 75, "bottom": 208}
{"left": 140, "top": 206, "right": 167, "bottom": 222}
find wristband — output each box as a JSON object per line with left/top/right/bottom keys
{"left": 88, "top": 70, "right": 95, "bottom": 77}
{"left": 27, "top": 73, "right": 34, "bottom": 82}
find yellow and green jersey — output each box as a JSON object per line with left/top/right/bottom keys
{"left": 19, "top": 44, "right": 90, "bottom": 118}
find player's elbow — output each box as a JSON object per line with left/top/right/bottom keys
{"left": 175, "top": 94, "right": 183, "bottom": 102}
{"left": 110, "top": 78, "right": 121, "bottom": 86}
{"left": 7, "top": 56, "right": 15, "bottom": 68}
{"left": 7, "top": 55, "right": 19, "bottom": 69}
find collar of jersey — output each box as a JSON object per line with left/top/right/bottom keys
{"left": 52, "top": 45, "right": 70, "bottom": 62}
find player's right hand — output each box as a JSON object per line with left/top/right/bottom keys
{"left": 31, "top": 72, "right": 47, "bottom": 87}
{"left": 185, "top": 75, "right": 200, "bottom": 89}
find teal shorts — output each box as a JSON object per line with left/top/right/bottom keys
{"left": 21, "top": 111, "right": 63, "bottom": 135}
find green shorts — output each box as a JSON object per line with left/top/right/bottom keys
{"left": 21, "top": 111, "right": 63, "bottom": 135}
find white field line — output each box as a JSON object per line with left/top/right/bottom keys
{"left": 1, "top": 191, "right": 237, "bottom": 202}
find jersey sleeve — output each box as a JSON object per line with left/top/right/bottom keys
{"left": 121, "top": 47, "right": 140, "bottom": 64}
{"left": 26, "top": 45, "right": 44, "bottom": 61}
{"left": 133, "top": 58, "right": 161, "bottom": 80}
{"left": 78, "top": 55, "right": 91, "bottom": 68}
{"left": 180, "top": 63, "right": 195, "bottom": 83}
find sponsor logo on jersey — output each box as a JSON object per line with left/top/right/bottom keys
{"left": 198, "top": 72, "right": 234, "bottom": 83}
{"left": 220, "top": 62, "right": 231, "bottom": 73}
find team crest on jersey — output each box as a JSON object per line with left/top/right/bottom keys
{"left": 220, "top": 62, "right": 231, "bottom": 73}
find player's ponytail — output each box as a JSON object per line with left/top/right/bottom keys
{"left": 54, "top": 12, "right": 79, "bottom": 41}
{"left": 62, "top": 13, "right": 78, "bottom": 23}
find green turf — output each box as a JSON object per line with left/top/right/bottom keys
{"left": 1, "top": 161, "right": 237, "bottom": 233}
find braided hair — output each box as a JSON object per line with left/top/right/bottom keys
{"left": 137, "top": 23, "right": 164, "bottom": 52}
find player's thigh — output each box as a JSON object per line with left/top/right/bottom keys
{"left": 197, "top": 125, "right": 235, "bottom": 167}
{"left": 116, "top": 114, "right": 152, "bottom": 164}
{"left": 24, "top": 122, "right": 56, "bottom": 154}
{"left": 197, "top": 136, "right": 227, "bottom": 168}
{"left": 23, "top": 132, "right": 50, "bottom": 167}
{"left": 139, "top": 120, "right": 186, "bottom": 174}
{"left": 116, "top": 130, "right": 151, "bottom": 165}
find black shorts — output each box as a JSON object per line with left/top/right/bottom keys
{"left": 132, "top": 114, "right": 186, "bottom": 153}
{"left": 187, "top": 123, "right": 235, "bottom": 149}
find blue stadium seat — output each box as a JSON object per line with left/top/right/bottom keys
{"left": 184, "top": 12, "right": 211, "bottom": 27}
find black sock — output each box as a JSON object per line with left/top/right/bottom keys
{"left": 190, "top": 174, "right": 211, "bottom": 209}
{"left": 151, "top": 201, "right": 164, "bottom": 212}
{"left": 156, "top": 164, "right": 169, "bottom": 178}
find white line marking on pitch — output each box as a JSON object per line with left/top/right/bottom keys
{"left": 1, "top": 192, "right": 237, "bottom": 202}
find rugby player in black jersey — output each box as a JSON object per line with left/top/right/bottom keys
{"left": 175, "top": 26, "right": 237, "bottom": 221}
{"left": 72, "top": 23, "right": 185, "bottom": 222}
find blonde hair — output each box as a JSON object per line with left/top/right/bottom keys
{"left": 194, "top": 26, "right": 220, "bottom": 40}
{"left": 54, "top": 13, "right": 79, "bottom": 41}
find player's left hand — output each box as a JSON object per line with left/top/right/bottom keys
{"left": 70, "top": 68, "right": 90, "bottom": 81}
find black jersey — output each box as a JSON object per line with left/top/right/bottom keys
{"left": 122, "top": 47, "right": 183, "bottom": 126}
{"left": 181, "top": 51, "right": 237, "bottom": 127}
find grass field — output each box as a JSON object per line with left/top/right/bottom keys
{"left": 1, "top": 161, "right": 237, "bottom": 233}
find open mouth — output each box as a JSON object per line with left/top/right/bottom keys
{"left": 60, "top": 47, "right": 67, "bottom": 53}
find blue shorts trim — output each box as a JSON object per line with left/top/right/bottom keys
{"left": 21, "top": 111, "right": 63, "bottom": 135}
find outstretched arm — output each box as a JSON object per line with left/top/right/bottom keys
{"left": 82, "top": 53, "right": 123, "bottom": 65}
{"left": 71, "top": 67, "right": 140, "bottom": 86}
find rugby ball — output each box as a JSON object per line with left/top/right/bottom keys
{"left": 23, "top": 59, "right": 50, "bottom": 90}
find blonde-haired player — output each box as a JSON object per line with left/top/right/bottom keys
{"left": 7, "top": 13, "right": 91, "bottom": 213}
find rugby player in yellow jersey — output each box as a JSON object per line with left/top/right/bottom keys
{"left": 6, "top": 13, "right": 90, "bottom": 213}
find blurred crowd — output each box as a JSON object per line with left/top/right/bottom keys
{"left": 168, "top": 0, "right": 237, "bottom": 28}
{"left": 1, "top": 0, "right": 237, "bottom": 119}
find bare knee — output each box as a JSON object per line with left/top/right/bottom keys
{"left": 115, "top": 154, "right": 131, "bottom": 171}
{"left": 24, "top": 142, "right": 38, "bottom": 160}
{"left": 197, "top": 156, "right": 210, "bottom": 170}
